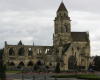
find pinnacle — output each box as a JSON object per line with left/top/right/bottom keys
{"left": 57, "top": 2, "right": 68, "bottom": 12}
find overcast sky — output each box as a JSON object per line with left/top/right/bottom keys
{"left": 0, "top": 0, "right": 100, "bottom": 56}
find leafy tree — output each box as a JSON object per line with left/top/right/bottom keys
{"left": 55, "top": 62, "right": 60, "bottom": 73}
{"left": 0, "top": 49, "right": 6, "bottom": 80}
{"left": 88, "top": 63, "right": 92, "bottom": 69}
{"left": 18, "top": 48, "right": 24, "bottom": 55}
{"left": 93, "top": 56, "right": 100, "bottom": 71}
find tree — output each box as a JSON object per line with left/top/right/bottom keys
{"left": 88, "top": 63, "right": 92, "bottom": 70}
{"left": 55, "top": 62, "right": 60, "bottom": 73}
{"left": 93, "top": 56, "right": 100, "bottom": 71}
{"left": 0, "top": 49, "right": 6, "bottom": 80}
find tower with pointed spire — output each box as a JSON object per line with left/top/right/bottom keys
{"left": 53, "top": 2, "right": 72, "bottom": 47}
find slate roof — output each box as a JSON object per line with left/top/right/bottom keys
{"left": 71, "top": 32, "right": 88, "bottom": 42}
{"left": 57, "top": 2, "right": 68, "bottom": 12}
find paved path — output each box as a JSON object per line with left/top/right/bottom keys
{"left": 7, "top": 74, "right": 52, "bottom": 79}
{"left": 7, "top": 74, "right": 86, "bottom": 80}
{"left": 6, "top": 72, "right": 100, "bottom": 80}
{"left": 13, "top": 78, "right": 84, "bottom": 80}
{"left": 95, "top": 72, "right": 100, "bottom": 77}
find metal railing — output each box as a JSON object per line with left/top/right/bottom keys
{"left": 22, "top": 75, "right": 57, "bottom": 80}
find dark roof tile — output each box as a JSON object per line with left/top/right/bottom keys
{"left": 57, "top": 2, "right": 67, "bottom": 12}
{"left": 71, "top": 32, "right": 88, "bottom": 42}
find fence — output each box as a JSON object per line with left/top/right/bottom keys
{"left": 22, "top": 75, "right": 57, "bottom": 80}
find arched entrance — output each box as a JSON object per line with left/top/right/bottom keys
{"left": 9, "top": 47, "right": 15, "bottom": 55}
{"left": 18, "top": 47, "right": 24, "bottom": 56}
{"left": 27, "top": 61, "right": 33, "bottom": 66}
{"left": 68, "top": 56, "right": 77, "bottom": 69}
{"left": 18, "top": 61, "right": 25, "bottom": 66}
{"left": 9, "top": 62, "right": 15, "bottom": 66}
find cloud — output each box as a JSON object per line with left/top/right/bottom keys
{"left": 0, "top": 0, "right": 100, "bottom": 56}
{"left": 0, "top": 9, "right": 54, "bottom": 47}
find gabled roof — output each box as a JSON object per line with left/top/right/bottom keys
{"left": 57, "top": 2, "right": 68, "bottom": 12}
{"left": 71, "top": 32, "right": 88, "bottom": 42}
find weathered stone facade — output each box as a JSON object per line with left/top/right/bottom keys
{"left": 3, "top": 2, "right": 90, "bottom": 70}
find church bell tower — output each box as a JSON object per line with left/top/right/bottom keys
{"left": 53, "top": 2, "right": 72, "bottom": 47}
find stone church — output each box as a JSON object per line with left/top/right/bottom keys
{"left": 3, "top": 2, "right": 90, "bottom": 70}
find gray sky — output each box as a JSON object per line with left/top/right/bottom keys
{"left": 0, "top": 0, "right": 100, "bottom": 56}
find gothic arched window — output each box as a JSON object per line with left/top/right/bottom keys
{"left": 18, "top": 47, "right": 24, "bottom": 56}
{"left": 45, "top": 49, "right": 48, "bottom": 54}
{"left": 37, "top": 48, "right": 41, "bottom": 55}
{"left": 28, "top": 48, "right": 32, "bottom": 56}
{"left": 9, "top": 62, "right": 15, "bottom": 66}
{"left": 9, "top": 47, "right": 15, "bottom": 55}
{"left": 68, "top": 56, "right": 77, "bottom": 69}
{"left": 64, "top": 25, "right": 67, "bottom": 32}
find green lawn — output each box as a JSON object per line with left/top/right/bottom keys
{"left": 6, "top": 71, "right": 21, "bottom": 73}
{"left": 51, "top": 74, "right": 100, "bottom": 80}
{"left": 77, "top": 75, "right": 100, "bottom": 80}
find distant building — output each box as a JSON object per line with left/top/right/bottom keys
{"left": 4, "top": 2, "right": 90, "bottom": 70}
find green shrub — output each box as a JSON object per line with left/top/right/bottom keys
{"left": 51, "top": 74, "right": 100, "bottom": 80}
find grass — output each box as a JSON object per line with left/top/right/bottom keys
{"left": 77, "top": 75, "right": 100, "bottom": 80}
{"left": 6, "top": 71, "right": 21, "bottom": 73}
{"left": 51, "top": 74, "right": 100, "bottom": 80}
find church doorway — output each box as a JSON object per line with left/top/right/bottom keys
{"left": 9, "top": 62, "right": 15, "bottom": 66}
{"left": 18, "top": 61, "right": 25, "bottom": 66}
{"left": 27, "top": 61, "right": 33, "bottom": 66}
{"left": 68, "top": 56, "right": 77, "bottom": 70}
